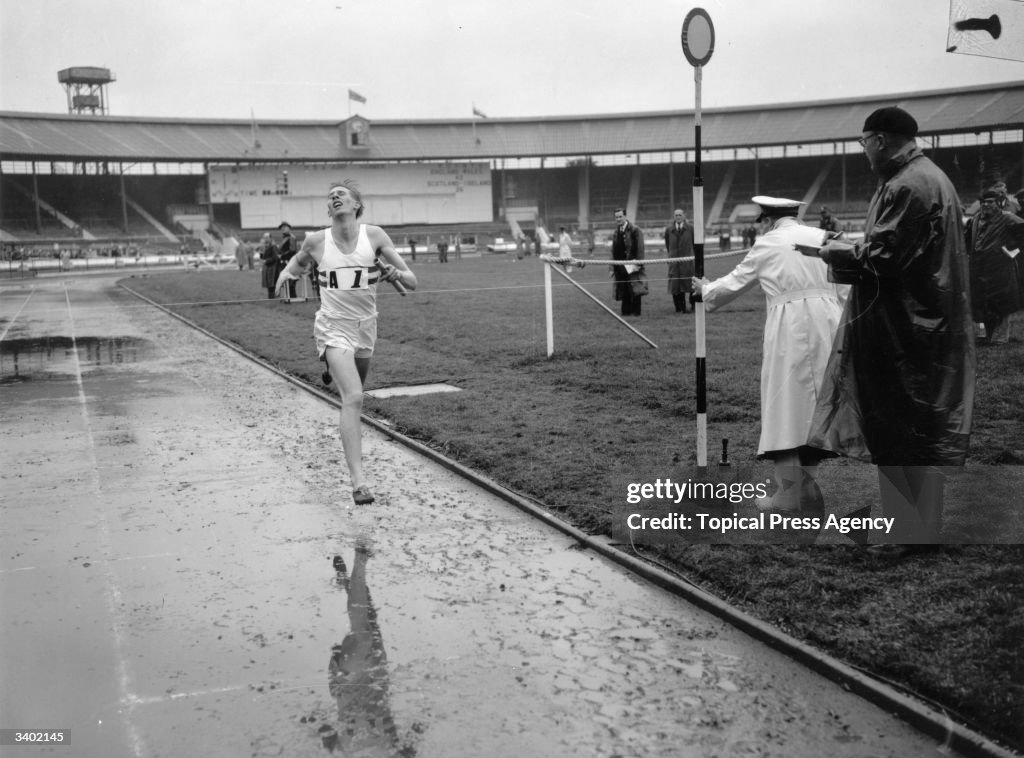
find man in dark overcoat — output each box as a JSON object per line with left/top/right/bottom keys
{"left": 806, "top": 107, "right": 975, "bottom": 547}
{"left": 966, "top": 188, "right": 1024, "bottom": 344}
{"left": 664, "top": 208, "right": 695, "bottom": 313}
{"left": 611, "top": 208, "right": 645, "bottom": 316}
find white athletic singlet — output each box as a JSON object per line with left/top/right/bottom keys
{"left": 316, "top": 224, "right": 379, "bottom": 321}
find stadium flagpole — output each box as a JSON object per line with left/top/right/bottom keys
{"left": 681, "top": 8, "right": 715, "bottom": 475}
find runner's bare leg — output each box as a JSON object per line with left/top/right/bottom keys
{"left": 324, "top": 347, "right": 371, "bottom": 492}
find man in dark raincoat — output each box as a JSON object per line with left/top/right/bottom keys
{"left": 611, "top": 208, "right": 645, "bottom": 316}
{"left": 966, "top": 188, "right": 1024, "bottom": 344}
{"left": 805, "top": 106, "right": 975, "bottom": 545}
{"left": 664, "top": 209, "right": 695, "bottom": 313}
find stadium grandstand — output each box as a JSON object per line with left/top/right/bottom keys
{"left": 1, "top": 81, "right": 1022, "bottom": 264}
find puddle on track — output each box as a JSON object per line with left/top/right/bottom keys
{"left": 0, "top": 335, "right": 155, "bottom": 383}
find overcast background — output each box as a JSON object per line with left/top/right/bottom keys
{"left": 1, "top": 0, "right": 1021, "bottom": 122}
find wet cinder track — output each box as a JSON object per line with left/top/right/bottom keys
{"left": 1, "top": 275, "right": 967, "bottom": 757}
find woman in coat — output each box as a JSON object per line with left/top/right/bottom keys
{"left": 259, "top": 233, "right": 280, "bottom": 299}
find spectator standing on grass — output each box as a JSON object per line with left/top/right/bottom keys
{"left": 408, "top": 239, "right": 417, "bottom": 262}
{"left": 664, "top": 209, "right": 695, "bottom": 313}
{"left": 750, "top": 223, "right": 760, "bottom": 247}
{"left": 223, "top": 234, "right": 243, "bottom": 270}
{"left": 309, "top": 254, "right": 322, "bottom": 301}
{"left": 1017, "top": 189, "right": 1024, "bottom": 300}
{"left": 693, "top": 196, "right": 847, "bottom": 515}
{"left": 819, "top": 206, "right": 839, "bottom": 234}
{"left": 611, "top": 208, "right": 645, "bottom": 317}
{"left": 275, "top": 180, "right": 416, "bottom": 505}
{"left": 966, "top": 188, "right": 1024, "bottom": 345}
{"left": 278, "top": 222, "right": 299, "bottom": 297}
{"left": 260, "top": 232, "right": 280, "bottom": 299}
{"left": 805, "top": 106, "right": 975, "bottom": 549}
{"left": 558, "top": 226, "right": 573, "bottom": 258}
{"left": 990, "top": 181, "right": 1020, "bottom": 215}
{"left": 718, "top": 226, "right": 731, "bottom": 251}
{"left": 437, "top": 239, "right": 449, "bottom": 263}
{"left": 557, "top": 226, "right": 574, "bottom": 273}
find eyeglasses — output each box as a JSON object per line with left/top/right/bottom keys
{"left": 858, "top": 133, "right": 881, "bottom": 148}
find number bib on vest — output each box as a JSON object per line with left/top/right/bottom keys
{"left": 319, "top": 266, "right": 378, "bottom": 291}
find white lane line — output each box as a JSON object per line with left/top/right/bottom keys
{"left": 125, "top": 685, "right": 248, "bottom": 707}
{"left": 124, "top": 679, "right": 346, "bottom": 708}
{"left": 0, "top": 286, "right": 35, "bottom": 342}
{"left": 0, "top": 552, "right": 180, "bottom": 575}
{"left": 63, "top": 282, "right": 147, "bottom": 758}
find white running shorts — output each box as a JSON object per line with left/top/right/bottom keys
{"left": 314, "top": 312, "right": 376, "bottom": 359}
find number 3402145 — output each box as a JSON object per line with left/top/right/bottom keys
{"left": 0, "top": 730, "right": 67, "bottom": 745}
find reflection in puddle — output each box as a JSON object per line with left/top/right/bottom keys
{"left": 320, "top": 542, "right": 417, "bottom": 756}
{"left": 0, "top": 336, "right": 153, "bottom": 382}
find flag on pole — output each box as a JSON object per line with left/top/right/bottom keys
{"left": 348, "top": 89, "right": 367, "bottom": 104}
{"left": 472, "top": 104, "right": 488, "bottom": 119}
{"left": 250, "top": 108, "right": 261, "bottom": 149}
{"left": 947, "top": 0, "right": 1024, "bottom": 62}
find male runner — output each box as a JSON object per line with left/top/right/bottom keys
{"left": 276, "top": 180, "right": 416, "bottom": 504}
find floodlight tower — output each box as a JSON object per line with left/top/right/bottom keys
{"left": 58, "top": 67, "right": 115, "bottom": 115}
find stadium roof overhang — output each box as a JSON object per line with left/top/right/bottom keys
{"left": 1, "top": 81, "right": 1021, "bottom": 164}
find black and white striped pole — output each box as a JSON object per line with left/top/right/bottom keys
{"left": 681, "top": 8, "right": 715, "bottom": 474}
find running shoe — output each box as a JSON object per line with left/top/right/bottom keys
{"left": 351, "top": 486, "right": 375, "bottom": 505}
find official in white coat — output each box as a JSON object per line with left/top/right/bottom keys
{"left": 693, "top": 196, "right": 848, "bottom": 514}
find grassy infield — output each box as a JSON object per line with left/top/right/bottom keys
{"left": 123, "top": 253, "right": 1023, "bottom": 752}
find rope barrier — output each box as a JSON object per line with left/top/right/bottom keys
{"left": 4, "top": 251, "right": 753, "bottom": 313}
{"left": 539, "top": 248, "right": 750, "bottom": 267}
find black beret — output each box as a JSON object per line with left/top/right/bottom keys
{"left": 863, "top": 106, "right": 918, "bottom": 137}
{"left": 277, "top": 221, "right": 292, "bottom": 230}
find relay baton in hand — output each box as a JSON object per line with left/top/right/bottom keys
{"left": 375, "top": 259, "right": 407, "bottom": 296}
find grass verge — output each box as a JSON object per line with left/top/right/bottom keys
{"left": 120, "top": 255, "right": 1023, "bottom": 752}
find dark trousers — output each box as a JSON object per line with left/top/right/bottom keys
{"left": 673, "top": 293, "right": 690, "bottom": 313}
{"left": 621, "top": 289, "right": 642, "bottom": 316}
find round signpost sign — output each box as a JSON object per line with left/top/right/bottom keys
{"left": 681, "top": 8, "right": 715, "bottom": 67}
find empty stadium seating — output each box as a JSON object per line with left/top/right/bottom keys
{"left": 2, "top": 143, "right": 1020, "bottom": 247}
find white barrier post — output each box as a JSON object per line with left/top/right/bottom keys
{"left": 544, "top": 260, "right": 554, "bottom": 356}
